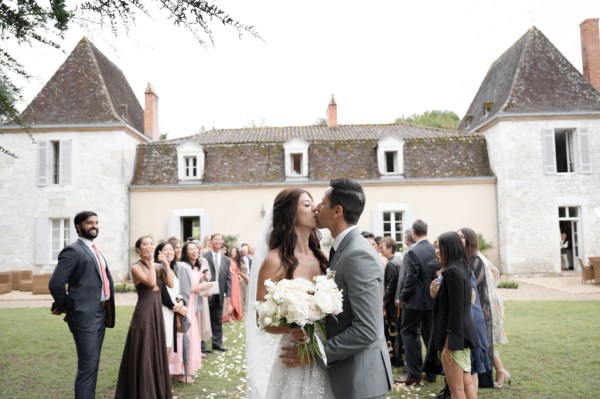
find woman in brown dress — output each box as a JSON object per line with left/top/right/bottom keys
{"left": 115, "top": 236, "right": 175, "bottom": 399}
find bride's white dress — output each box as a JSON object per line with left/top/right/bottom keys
{"left": 246, "top": 208, "right": 335, "bottom": 399}
{"left": 265, "top": 333, "right": 334, "bottom": 399}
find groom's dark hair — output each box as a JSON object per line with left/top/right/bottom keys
{"left": 329, "top": 178, "right": 365, "bottom": 225}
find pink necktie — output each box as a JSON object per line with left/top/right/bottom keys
{"left": 92, "top": 244, "right": 110, "bottom": 298}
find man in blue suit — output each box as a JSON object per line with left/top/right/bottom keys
{"left": 49, "top": 211, "right": 115, "bottom": 399}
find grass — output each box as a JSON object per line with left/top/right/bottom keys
{"left": 497, "top": 280, "right": 519, "bottom": 289}
{"left": 1, "top": 301, "right": 599, "bottom": 398}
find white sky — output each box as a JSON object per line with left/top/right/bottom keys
{"left": 7, "top": 0, "right": 600, "bottom": 138}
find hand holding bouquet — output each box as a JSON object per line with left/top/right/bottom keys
{"left": 255, "top": 269, "right": 343, "bottom": 362}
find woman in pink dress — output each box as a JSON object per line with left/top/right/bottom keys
{"left": 169, "top": 241, "right": 208, "bottom": 383}
{"left": 222, "top": 247, "right": 243, "bottom": 322}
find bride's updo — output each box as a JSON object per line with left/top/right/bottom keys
{"left": 269, "top": 188, "right": 327, "bottom": 279}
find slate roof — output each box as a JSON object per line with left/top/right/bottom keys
{"left": 131, "top": 123, "right": 492, "bottom": 185}
{"left": 459, "top": 26, "right": 600, "bottom": 131}
{"left": 19, "top": 37, "right": 145, "bottom": 134}
{"left": 163, "top": 123, "right": 472, "bottom": 146}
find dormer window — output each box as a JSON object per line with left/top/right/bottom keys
{"left": 119, "top": 104, "right": 128, "bottom": 120}
{"left": 283, "top": 138, "right": 309, "bottom": 180}
{"left": 177, "top": 141, "right": 205, "bottom": 182}
{"left": 184, "top": 156, "right": 198, "bottom": 178}
{"left": 377, "top": 136, "right": 404, "bottom": 178}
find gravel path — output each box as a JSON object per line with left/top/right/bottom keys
{"left": 1, "top": 276, "right": 599, "bottom": 309}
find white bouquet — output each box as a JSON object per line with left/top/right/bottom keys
{"left": 255, "top": 269, "right": 343, "bottom": 361}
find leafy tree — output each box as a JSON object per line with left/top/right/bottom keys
{"left": 314, "top": 117, "right": 327, "bottom": 126}
{"left": 395, "top": 110, "right": 460, "bottom": 130}
{"left": 0, "top": 0, "right": 259, "bottom": 156}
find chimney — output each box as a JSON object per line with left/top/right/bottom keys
{"left": 144, "top": 83, "right": 159, "bottom": 141}
{"left": 327, "top": 94, "right": 337, "bottom": 128}
{"left": 580, "top": 18, "right": 600, "bottom": 92}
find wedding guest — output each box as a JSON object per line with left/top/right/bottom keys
{"left": 48, "top": 211, "right": 115, "bottom": 399}
{"left": 460, "top": 228, "right": 511, "bottom": 388}
{"left": 459, "top": 227, "right": 498, "bottom": 389}
{"left": 115, "top": 236, "right": 174, "bottom": 398}
{"left": 429, "top": 231, "right": 479, "bottom": 399}
{"left": 240, "top": 245, "right": 252, "bottom": 274}
{"left": 155, "top": 242, "right": 188, "bottom": 380}
{"left": 168, "top": 237, "right": 183, "bottom": 261}
{"left": 203, "top": 233, "right": 232, "bottom": 351}
{"left": 194, "top": 257, "right": 213, "bottom": 354}
{"left": 171, "top": 241, "right": 204, "bottom": 383}
{"left": 397, "top": 219, "right": 437, "bottom": 385}
{"left": 235, "top": 247, "right": 250, "bottom": 314}
{"left": 381, "top": 236, "right": 402, "bottom": 366}
{"left": 222, "top": 246, "right": 243, "bottom": 322}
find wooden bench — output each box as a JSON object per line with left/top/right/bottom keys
{"left": 10, "top": 271, "right": 21, "bottom": 290}
{"left": 32, "top": 274, "right": 52, "bottom": 294}
{"left": 0, "top": 272, "right": 11, "bottom": 294}
{"left": 19, "top": 270, "right": 33, "bottom": 291}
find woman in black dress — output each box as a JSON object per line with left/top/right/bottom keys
{"left": 429, "top": 232, "right": 479, "bottom": 399}
{"left": 115, "top": 236, "right": 175, "bottom": 399}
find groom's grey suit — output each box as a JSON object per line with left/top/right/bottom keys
{"left": 321, "top": 228, "right": 393, "bottom": 398}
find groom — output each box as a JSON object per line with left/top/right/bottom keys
{"left": 284, "top": 179, "right": 393, "bottom": 398}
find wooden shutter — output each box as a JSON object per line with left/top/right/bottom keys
{"left": 35, "top": 218, "right": 50, "bottom": 265}
{"left": 59, "top": 140, "right": 72, "bottom": 185}
{"left": 37, "top": 141, "right": 49, "bottom": 185}
{"left": 577, "top": 128, "right": 592, "bottom": 174}
{"left": 541, "top": 129, "right": 556, "bottom": 174}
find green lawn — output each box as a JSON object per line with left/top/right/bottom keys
{"left": 1, "top": 301, "right": 599, "bottom": 398}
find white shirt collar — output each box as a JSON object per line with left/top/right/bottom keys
{"left": 332, "top": 225, "right": 357, "bottom": 251}
{"left": 78, "top": 237, "right": 94, "bottom": 248}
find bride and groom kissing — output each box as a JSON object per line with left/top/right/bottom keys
{"left": 246, "top": 178, "right": 393, "bottom": 399}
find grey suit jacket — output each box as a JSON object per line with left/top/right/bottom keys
{"left": 321, "top": 228, "right": 393, "bottom": 399}
{"left": 203, "top": 252, "right": 231, "bottom": 307}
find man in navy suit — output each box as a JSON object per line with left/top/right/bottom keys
{"left": 49, "top": 211, "right": 115, "bottom": 399}
{"left": 203, "top": 233, "right": 231, "bottom": 351}
{"left": 397, "top": 219, "right": 437, "bottom": 385}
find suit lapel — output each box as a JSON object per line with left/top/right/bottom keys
{"left": 330, "top": 228, "right": 357, "bottom": 271}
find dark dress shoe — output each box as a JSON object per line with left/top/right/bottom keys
{"left": 423, "top": 373, "right": 437, "bottom": 383}
{"left": 394, "top": 376, "right": 421, "bottom": 385}
{"left": 212, "top": 345, "right": 227, "bottom": 351}
{"left": 201, "top": 348, "right": 213, "bottom": 353}
{"left": 436, "top": 383, "right": 451, "bottom": 398}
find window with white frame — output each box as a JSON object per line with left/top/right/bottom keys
{"left": 542, "top": 128, "right": 592, "bottom": 174}
{"left": 283, "top": 138, "right": 309, "bottom": 180}
{"left": 177, "top": 141, "right": 205, "bottom": 182}
{"left": 382, "top": 211, "right": 404, "bottom": 251}
{"left": 51, "top": 218, "right": 71, "bottom": 261}
{"left": 38, "top": 140, "right": 72, "bottom": 185}
{"left": 377, "top": 136, "right": 404, "bottom": 177}
{"left": 371, "top": 203, "right": 415, "bottom": 254}
{"left": 184, "top": 156, "right": 198, "bottom": 178}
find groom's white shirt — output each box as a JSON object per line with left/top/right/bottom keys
{"left": 331, "top": 225, "right": 356, "bottom": 252}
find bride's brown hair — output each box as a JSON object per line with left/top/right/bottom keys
{"left": 269, "top": 188, "right": 328, "bottom": 279}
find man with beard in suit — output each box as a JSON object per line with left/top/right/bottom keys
{"left": 49, "top": 211, "right": 115, "bottom": 399}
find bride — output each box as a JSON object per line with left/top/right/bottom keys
{"left": 246, "top": 188, "right": 335, "bottom": 399}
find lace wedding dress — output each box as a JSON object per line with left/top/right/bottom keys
{"left": 245, "top": 208, "right": 334, "bottom": 399}
{"left": 264, "top": 333, "right": 334, "bottom": 399}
